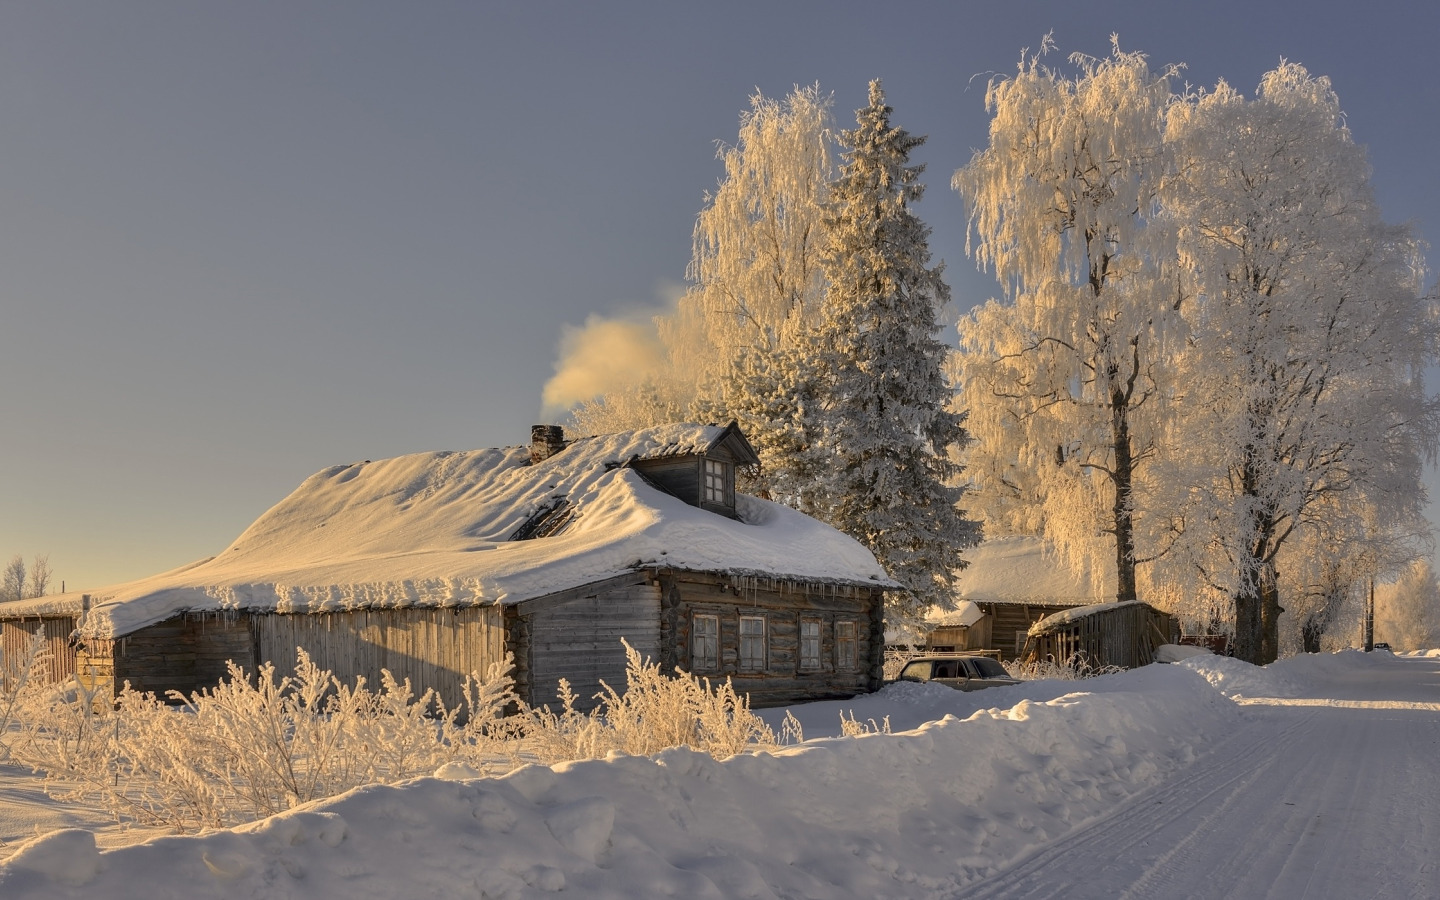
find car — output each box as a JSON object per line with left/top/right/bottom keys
{"left": 893, "top": 655, "right": 1022, "bottom": 691}
{"left": 1372, "top": 642, "right": 1392, "bottom": 652}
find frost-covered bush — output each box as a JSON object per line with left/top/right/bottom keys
{"left": 1003, "top": 654, "right": 1123, "bottom": 681}
{"left": 10, "top": 642, "right": 776, "bottom": 832}
{"left": 0, "top": 629, "right": 51, "bottom": 763}
{"left": 516, "top": 640, "right": 773, "bottom": 761}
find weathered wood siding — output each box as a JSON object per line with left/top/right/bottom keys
{"left": 514, "top": 574, "right": 660, "bottom": 711}
{"left": 83, "top": 612, "right": 255, "bottom": 698}
{"left": 1, "top": 616, "right": 77, "bottom": 686}
{"left": 975, "top": 602, "right": 1086, "bottom": 661}
{"left": 255, "top": 606, "right": 506, "bottom": 712}
{"left": 1024, "top": 602, "right": 1179, "bottom": 669}
{"left": 925, "top": 619, "right": 992, "bottom": 653}
{"left": 656, "top": 571, "right": 883, "bottom": 707}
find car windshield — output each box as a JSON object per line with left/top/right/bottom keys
{"left": 971, "top": 657, "right": 1010, "bottom": 678}
{"left": 899, "top": 661, "right": 931, "bottom": 681}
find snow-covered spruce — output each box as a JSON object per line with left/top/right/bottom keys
{"left": 806, "top": 80, "right": 981, "bottom": 620}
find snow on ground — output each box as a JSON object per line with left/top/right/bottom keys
{"left": 3, "top": 651, "right": 1438, "bottom": 899}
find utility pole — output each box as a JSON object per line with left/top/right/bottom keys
{"left": 1364, "top": 576, "right": 1375, "bottom": 652}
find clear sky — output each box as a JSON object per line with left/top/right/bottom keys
{"left": 3, "top": 1, "right": 1437, "bottom": 592}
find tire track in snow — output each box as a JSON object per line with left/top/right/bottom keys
{"left": 954, "top": 695, "right": 1440, "bottom": 900}
{"left": 953, "top": 709, "right": 1316, "bottom": 900}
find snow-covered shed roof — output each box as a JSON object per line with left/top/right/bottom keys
{"left": 924, "top": 599, "right": 985, "bottom": 629}
{"left": 953, "top": 535, "right": 1112, "bottom": 606}
{"left": 1028, "top": 600, "right": 1151, "bottom": 636}
{"left": 5, "top": 424, "right": 894, "bottom": 639}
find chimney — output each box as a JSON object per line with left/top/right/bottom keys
{"left": 530, "top": 424, "right": 566, "bottom": 464}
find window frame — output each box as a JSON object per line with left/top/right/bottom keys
{"left": 702, "top": 457, "right": 732, "bottom": 506}
{"left": 738, "top": 615, "right": 767, "bottom": 672}
{"left": 692, "top": 613, "right": 719, "bottom": 673}
{"left": 799, "top": 618, "right": 822, "bottom": 671}
{"left": 835, "top": 620, "right": 857, "bottom": 671}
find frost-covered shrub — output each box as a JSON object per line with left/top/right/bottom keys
{"left": 517, "top": 640, "right": 774, "bottom": 761}
{"left": 1003, "top": 654, "right": 1123, "bottom": 681}
{"left": 10, "top": 641, "right": 776, "bottom": 832}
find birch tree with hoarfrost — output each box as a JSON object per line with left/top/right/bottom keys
{"left": 1164, "top": 63, "right": 1438, "bottom": 663}
{"left": 952, "top": 39, "right": 1182, "bottom": 605}
{"left": 572, "top": 86, "right": 835, "bottom": 470}
{"left": 809, "top": 81, "right": 980, "bottom": 619}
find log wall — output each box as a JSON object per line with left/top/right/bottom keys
{"left": 656, "top": 571, "right": 884, "bottom": 707}
{"left": 975, "top": 602, "right": 1086, "bottom": 660}
{"left": 513, "top": 574, "right": 660, "bottom": 711}
{"left": 83, "top": 611, "right": 254, "bottom": 698}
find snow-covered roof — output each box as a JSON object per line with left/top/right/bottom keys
{"left": 4, "top": 425, "right": 894, "bottom": 639}
{"left": 1028, "top": 600, "right": 1149, "bottom": 636}
{"left": 924, "top": 599, "right": 984, "bottom": 628}
{"left": 954, "top": 535, "right": 1111, "bottom": 606}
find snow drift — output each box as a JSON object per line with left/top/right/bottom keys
{"left": 0, "top": 665, "right": 1240, "bottom": 899}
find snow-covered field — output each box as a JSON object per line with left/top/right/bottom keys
{"left": 2, "top": 650, "right": 1438, "bottom": 899}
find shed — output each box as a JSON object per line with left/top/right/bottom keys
{"left": 944, "top": 535, "right": 1107, "bottom": 660}
{"left": 0, "top": 423, "right": 892, "bottom": 710}
{"left": 1022, "top": 601, "right": 1179, "bottom": 669}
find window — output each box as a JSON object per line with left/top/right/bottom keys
{"left": 692, "top": 614, "right": 719, "bottom": 672}
{"left": 835, "top": 620, "right": 857, "bottom": 671}
{"left": 799, "top": 619, "right": 821, "bottom": 670}
{"left": 703, "top": 458, "right": 730, "bottom": 505}
{"left": 739, "top": 616, "right": 766, "bottom": 671}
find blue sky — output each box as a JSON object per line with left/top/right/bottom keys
{"left": 3, "top": 2, "right": 1437, "bottom": 591}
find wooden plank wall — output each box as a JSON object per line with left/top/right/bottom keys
{"left": 0, "top": 617, "right": 77, "bottom": 686}
{"left": 519, "top": 581, "right": 660, "bottom": 712}
{"left": 1027, "top": 604, "right": 1179, "bottom": 669}
{"left": 658, "top": 572, "right": 883, "bottom": 707}
{"left": 977, "top": 602, "right": 1084, "bottom": 660}
{"left": 255, "top": 606, "right": 506, "bottom": 714}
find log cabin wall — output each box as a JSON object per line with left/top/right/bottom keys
{"left": 95, "top": 611, "right": 255, "bottom": 698}
{"left": 656, "top": 571, "right": 883, "bottom": 707}
{"left": 253, "top": 606, "right": 506, "bottom": 712}
{"left": 975, "top": 602, "right": 1086, "bottom": 660}
{"left": 513, "top": 573, "right": 660, "bottom": 711}
{"left": 0, "top": 616, "right": 78, "bottom": 686}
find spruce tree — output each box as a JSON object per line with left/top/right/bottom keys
{"left": 811, "top": 81, "right": 980, "bottom": 621}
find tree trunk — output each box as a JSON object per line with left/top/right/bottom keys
{"left": 1232, "top": 567, "right": 1263, "bottom": 664}
{"left": 1258, "top": 561, "right": 1282, "bottom": 664}
{"left": 1111, "top": 391, "right": 1139, "bottom": 605}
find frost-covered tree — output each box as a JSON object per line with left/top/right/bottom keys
{"left": 574, "top": 85, "right": 835, "bottom": 462}
{"left": 1, "top": 555, "right": 25, "bottom": 603}
{"left": 25, "top": 554, "right": 50, "bottom": 599}
{"left": 1377, "top": 559, "right": 1440, "bottom": 651}
{"left": 952, "top": 38, "right": 1181, "bottom": 605}
{"left": 809, "top": 81, "right": 980, "bottom": 620}
{"left": 1164, "top": 63, "right": 1439, "bottom": 663}
{"left": 665, "top": 84, "right": 834, "bottom": 385}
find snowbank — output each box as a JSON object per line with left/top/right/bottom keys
{"left": 5, "top": 425, "right": 892, "bottom": 639}
{"left": 1178, "top": 654, "right": 1306, "bottom": 698}
{"left": 0, "top": 665, "right": 1240, "bottom": 899}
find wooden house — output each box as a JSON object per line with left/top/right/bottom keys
{"left": 0, "top": 423, "right": 891, "bottom": 710}
{"left": 901, "top": 536, "right": 1103, "bottom": 661}
{"left": 1022, "top": 601, "right": 1179, "bottom": 669}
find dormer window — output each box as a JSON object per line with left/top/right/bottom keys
{"left": 703, "top": 458, "right": 731, "bottom": 505}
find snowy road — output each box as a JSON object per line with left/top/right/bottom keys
{"left": 961, "top": 656, "right": 1440, "bottom": 900}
